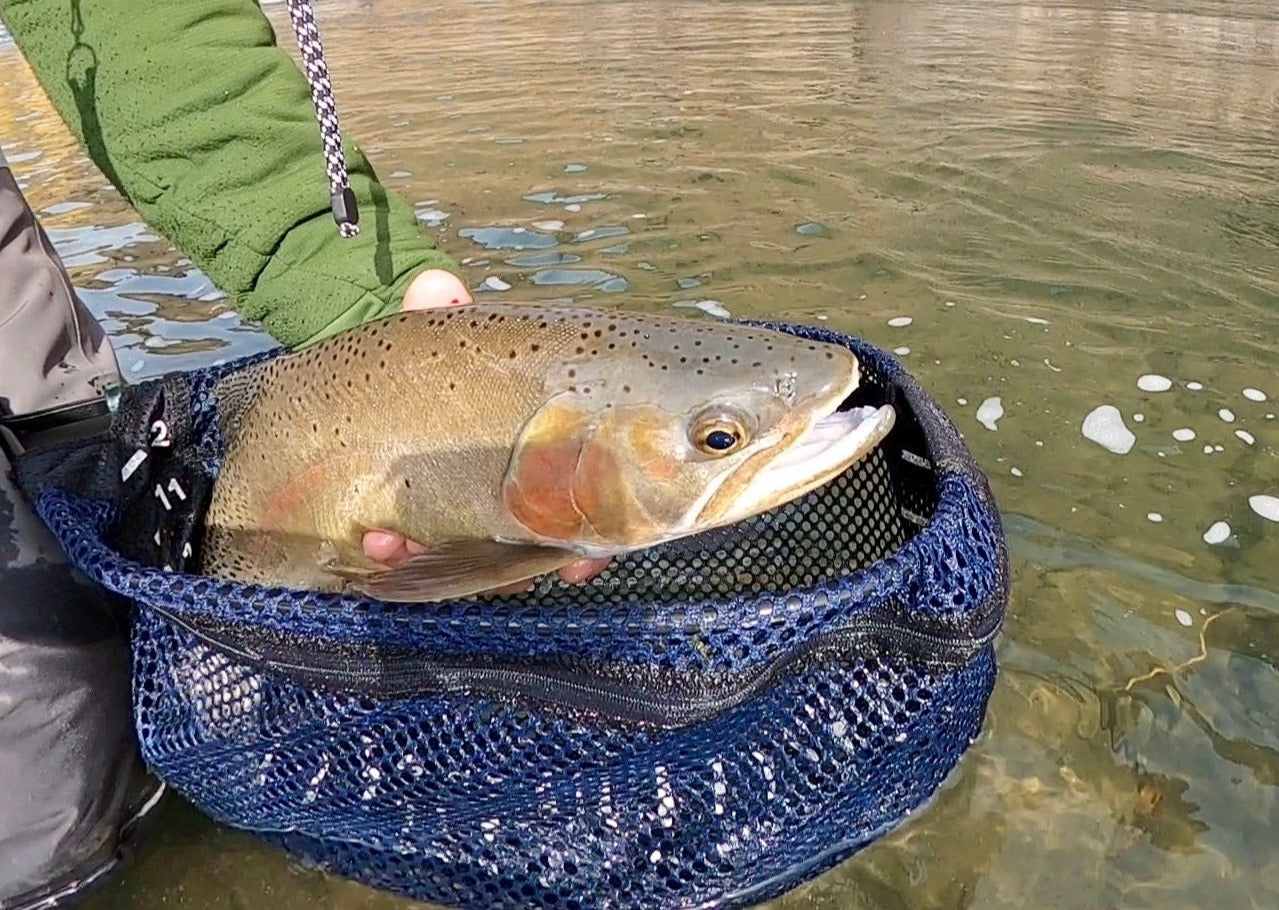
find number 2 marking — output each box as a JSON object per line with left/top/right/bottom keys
{"left": 150, "top": 419, "right": 171, "bottom": 448}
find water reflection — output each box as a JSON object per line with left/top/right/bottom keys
{"left": 2, "top": 0, "right": 1278, "bottom": 907}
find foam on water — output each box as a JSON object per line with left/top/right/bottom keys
{"left": 1249, "top": 495, "right": 1279, "bottom": 522}
{"left": 1138, "top": 374, "right": 1173, "bottom": 392}
{"left": 1243, "top": 387, "right": 1267, "bottom": 402}
{"left": 1172, "top": 428, "right": 1196, "bottom": 442}
{"left": 976, "top": 397, "right": 1004, "bottom": 431}
{"left": 1236, "top": 430, "right": 1255, "bottom": 445}
{"left": 672, "top": 300, "right": 732, "bottom": 319}
{"left": 1186, "top": 381, "right": 1204, "bottom": 391}
{"left": 1219, "top": 408, "right": 1236, "bottom": 423}
{"left": 1202, "top": 521, "right": 1231, "bottom": 545}
{"left": 1147, "top": 512, "right": 1163, "bottom": 523}
{"left": 1081, "top": 405, "right": 1135, "bottom": 455}
{"left": 887, "top": 316, "right": 913, "bottom": 327}
{"left": 1174, "top": 609, "right": 1193, "bottom": 627}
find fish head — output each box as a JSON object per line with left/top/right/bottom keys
{"left": 501, "top": 315, "right": 896, "bottom": 553}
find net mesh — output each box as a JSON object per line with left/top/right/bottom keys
{"left": 17, "top": 321, "right": 1007, "bottom": 909}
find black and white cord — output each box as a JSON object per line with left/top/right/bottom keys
{"left": 284, "top": 0, "right": 360, "bottom": 237}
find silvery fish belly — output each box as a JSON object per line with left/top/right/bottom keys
{"left": 199, "top": 302, "right": 896, "bottom": 602}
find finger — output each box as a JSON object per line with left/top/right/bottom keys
{"left": 402, "top": 269, "right": 474, "bottom": 311}
{"left": 557, "top": 557, "right": 611, "bottom": 585}
{"left": 362, "top": 529, "right": 408, "bottom": 564}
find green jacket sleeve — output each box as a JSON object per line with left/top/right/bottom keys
{"left": 0, "top": 0, "right": 461, "bottom": 348}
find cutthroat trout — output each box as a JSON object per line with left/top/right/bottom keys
{"left": 199, "top": 303, "right": 895, "bottom": 602}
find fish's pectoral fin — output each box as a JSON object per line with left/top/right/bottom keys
{"left": 314, "top": 539, "right": 382, "bottom": 581}
{"left": 338, "top": 538, "right": 579, "bottom": 604}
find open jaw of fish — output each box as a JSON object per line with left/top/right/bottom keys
{"left": 711, "top": 401, "right": 896, "bottom": 528}
{"left": 682, "top": 362, "right": 897, "bottom": 537}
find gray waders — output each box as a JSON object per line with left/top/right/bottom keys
{"left": 0, "top": 148, "right": 164, "bottom": 909}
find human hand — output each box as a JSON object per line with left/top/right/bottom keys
{"left": 400, "top": 268, "right": 473, "bottom": 310}
{"left": 358, "top": 269, "right": 613, "bottom": 593}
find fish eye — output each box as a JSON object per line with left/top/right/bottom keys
{"left": 691, "top": 412, "right": 750, "bottom": 456}
{"left": 706, "top": 430, "right": 737, "bottom": 450}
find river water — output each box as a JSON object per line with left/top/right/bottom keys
{"left": 3, "top": 0, "right": 1278, "bottom": 907}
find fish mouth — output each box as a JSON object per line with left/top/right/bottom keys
{"left": 713, "top": 394, "right": 897, "bottom": 524}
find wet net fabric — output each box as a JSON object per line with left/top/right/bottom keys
{"left": 16, "top": 322, "right": 1007, "bottom": 909}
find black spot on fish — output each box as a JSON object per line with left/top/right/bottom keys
{"left": 567, "top": 368, "right": 576, "bottom": 378}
